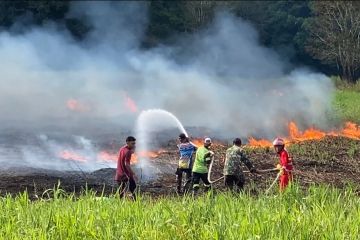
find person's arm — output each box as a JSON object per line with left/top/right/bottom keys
{"left": 124, "top": 151, "right": 135, "bottom": 178}
{"left": 203, "top": 151, "right": 214, "bottom": 165}
{"left": 239, "top": 150, "right": 256, "bottom": 173}
{"left": 189, "top": 142, "right": 198, "bottom": 152}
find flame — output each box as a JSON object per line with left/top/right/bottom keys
{"left": 66, "top": 99, "right": 90, "bottom": 112}
{"left": 191, "top": 139, "right": 225, "bottom": 147}
{"left": 248, "top": 121, "right": 360, "bottom": 147}
{"left": 131, "top": 150, "right": 165, "bottom": 163}
{"left": 59, "top": 150, "right": 87, "bottom": 162}
{"left": 248, "top": 137, "right": 272, "bottom": 148}
{"left": 59, "top": 149, "right": 163, "bottom": 165}
{"left": 97, "top": 149, "right": 164, "bottom": 165}
{"left": 191, "top": 139, "right": 204, "bottom": 147}
{"left": 97, "top": 151, "right": 117, "bottom": 163}
{"left": 288, "top": 122, "right": 326, "bottom": 141}
{"left": 342, "top": 122, "right": 360, "bottom": 139}
{"left": 124, "top": 93, "right": 137, "bottom": 113}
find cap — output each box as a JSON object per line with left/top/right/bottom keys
{"left": 204, "top": 137, "right": 212, "bottom": 143}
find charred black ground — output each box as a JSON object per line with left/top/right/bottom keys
{"left": 0, "top": 136, "right": 359, "bottom": 199}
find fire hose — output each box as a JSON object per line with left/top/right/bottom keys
{"left": 207, "top": 155, "right": 280, "bottom": 193}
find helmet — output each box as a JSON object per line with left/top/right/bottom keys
{"left": 272, "top": 137, "right": 285, "bottom": 146}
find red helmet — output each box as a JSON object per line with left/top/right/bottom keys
{"left": 272, "top": 137, "right": 285, "bottom": 146}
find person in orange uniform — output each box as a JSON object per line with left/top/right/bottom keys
{"left": 273, "top": 137, "right": 293, "bottom": 191}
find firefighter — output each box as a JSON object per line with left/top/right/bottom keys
{"left": 114, "top": 136, "right": 137, "bottom": 200}
{"left": 175, "top": 133, "right": 197, "bottom": 194}
{"left": 273, "top": 137, "right": 293, "bottom": 191}
{"left": 223, "top": 138, "right": 257, "bottom": 193}
{"left": 192, "top": 137, "right": 214, "bottom": 194}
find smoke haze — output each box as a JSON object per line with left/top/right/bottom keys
{"left": 0, "top": 2, "right": 334, "bottom": 169}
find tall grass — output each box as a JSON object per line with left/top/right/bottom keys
{"left": 0, "top": 185, "right": 359, "bottom": 239}
{"left": 331, "top": 76, "right": 360, "bottom": 92}
{"left": 333, "top": 90, "right": 360, "bottom": 123}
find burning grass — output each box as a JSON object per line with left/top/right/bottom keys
{"left": 247, "top": 121, "right": 360, "bottom": 147}
{"left": 0, "top": 136, "right": 359, "bottom": 239}
{"left": 0, "top": 185, "right": 359, "bottom": 239}
{"left": 1, "top": 136, "right": 359, "bottom": 199}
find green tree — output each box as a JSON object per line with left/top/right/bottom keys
{"left": 183, "top": 1, "right": 216, "bottom": 32}
{"left": 143, "top": 1, "right": 187, "bottom": 47}
{"left": 306, "top": 1, "right": 360, "bottom": 83}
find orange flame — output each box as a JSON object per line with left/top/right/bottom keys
{"left": 59, "top": 150, "right": 87, "bottom": 162}
{"left": 66, "top": 99, "right": 90, "bottom": 112}
{"left": 96, "top": 149, "right": 164, "bottom": 165}
{"left": 97, "top": 151, "right": 117, "bottom": 163}
{"left": 124, "top": 93, "right": 137, "bottom": 113}
{"left": 191, "top": 139, "right": 204, "bottom": 147}
{"left": 248, "top": 121, "right": 360, "bottom": 147}
{"left": 190, "top": 139, "right": 225, "bottom": 147}
{"left": 131, "top": 150, "right": 165, "bottom": 163}
{"left": 342, "top": 122, "right": 360, "bottom": 139}
{"left": 248, "top": 138, "right": 273, "bottom": 148}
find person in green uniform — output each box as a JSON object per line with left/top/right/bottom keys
{"left": 223, "top": 138, "right": 257, "bottom": 193}
{"left": 192, "top": 137, "right": 214, "bottom": 193}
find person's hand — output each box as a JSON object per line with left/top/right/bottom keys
{"left": 276, "top": 164, "right": 284, "bottom": 174}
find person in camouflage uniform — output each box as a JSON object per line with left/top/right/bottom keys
{"left": 223, "top": 138, "right": 257, "bottom": 192}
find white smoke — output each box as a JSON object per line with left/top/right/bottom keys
{"left": 0, "top": 2, "right": 334, "bottom": 170}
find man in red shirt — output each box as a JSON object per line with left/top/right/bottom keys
{"left": 273, "top": 137, "right": 293, "bottom": 191}
{"left": 115, "top": 136, "right": 137, "bottom": 200}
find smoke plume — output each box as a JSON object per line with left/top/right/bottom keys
{"left": 0, "top": 2, "right": 334, "bottom": 169}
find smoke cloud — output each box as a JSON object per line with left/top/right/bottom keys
{"left": 0, "top": 2, "right": 334, "bottom": 169}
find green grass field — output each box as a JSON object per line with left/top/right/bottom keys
{"left": 333, "top": 90, "right": 360, "bottom": 124}
{"left": 0, "top": 185, "right": 359, "bottom": 239}
{"left": 331, "top": 77, "right": 360, "bottom": 123}
{"left": 0, "top": 79, "right": 359, "bottom": 239}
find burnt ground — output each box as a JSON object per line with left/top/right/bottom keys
{"left": 0, "top": 136, "right": 359, "bottom": 199}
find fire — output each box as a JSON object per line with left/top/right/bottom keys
{"left": 191, "top": 138, "right": 225, "bottom": 147}
{"left": 191, "top": 139, "right": 204, "bottom": 147}
{"left": 342, "top": 122, "right": 360, "bottom": 139}
{"left": 131, "top": 150, "right": 164, "bottom": 164}
{"left": 248, "top": 121, "right": 360, "bottom": 147}
{"left": 124, "top": 93, "right": 137, "bottom": 113}
{"left": 66, "top": 99, "right": 90, "bottom": 112}
{"left": 59, "top": 150, "right": 87, "bottom": 162}
{"left": 97, "top": 149, "right": 164, "bottom": 165}
{"left": 248, "top": 138, "right": 272, "bottom": 148}
{"left": 288, "top": 122, "right": 326, "bottom": 141}
{"left": 97, "top": 151, "right": 117, "bottom": 163}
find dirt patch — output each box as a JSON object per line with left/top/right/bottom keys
{"left": 0, "top": 136, "right": 359, "bottom": 198}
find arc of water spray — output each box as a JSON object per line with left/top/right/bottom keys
{"left": 134, "top": 109, "right": 188, "bottom": 179}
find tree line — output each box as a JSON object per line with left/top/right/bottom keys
{"left": 1, "top": 1, "right": 359, "bottom": 83}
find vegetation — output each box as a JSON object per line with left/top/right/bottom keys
{"left": 305, "top": 2, "right": 360, "bottom": 83}
{"left": 0, "top": 185, "right": 359, "bottom": 239}
{"left": 331, "top": 76, "right": 360, "bottom": 124}
{"left": 1, "top": 1, "right": 360, "bottom": 82}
